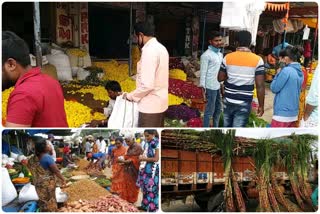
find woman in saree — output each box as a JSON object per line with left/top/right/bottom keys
{"left": 138, "top": 129, "right": 160, "bottom": 212}
{"left": 27, "top": 139, "right": 66, "bottom": 212}
{"left": 109, "top": 137, "right": 127, "bottom": 195}
{"left": 117, "top": 133, "right": 143, "bottom": 203}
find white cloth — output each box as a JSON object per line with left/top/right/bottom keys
{"left": 95, "top": 139, "right": 101, "bottom": 152}
{"left": 220, "top": 2, "right": 249, "bottom": 30}
{"left": 272, "top": 115, "right": 298, "bottom": 122}
{"left": 100, "top": 140, "right": 107, "bottom": 153}
{"left": 247, "top": 1, "right": 265, "bottom": 45}
{"left": 47, "top": 140, "right": 56, "bottom": 161}
{"left": 303, "top": 25, "right": 310, "bottom": 40}
{"left": 305, "top": 66, "right": 319, "bottom": 126}
{"left": 220, "top": 1, "right": 265, "bottom": 45}
{"left": 103, "top": 99, "right": 115, "bottom": 118}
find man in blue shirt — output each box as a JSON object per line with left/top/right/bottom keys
{"left": 92, "top": 152, "right": 107, "bottom": 169}
{"left": 200, "top": 31, "right": 224, "bottom": 127}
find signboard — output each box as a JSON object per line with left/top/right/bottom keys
{"left": 80, "top": 2, "right": 89, "bottom": 50}
{"left": 56, "top": 3, "right": 72, "bottom": 44}
{"left": 184, "top": 21, "right": 192, "bottom": 56}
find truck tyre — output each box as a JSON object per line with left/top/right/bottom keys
{"left": 207, "top": 191, "right": 225, "bottom": 212}
{"left": 194, "top": 196, "right": 208, "bottom": 211}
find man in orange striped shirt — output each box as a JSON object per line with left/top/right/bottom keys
{"left": 218, "top": 31, "right": 265, "bottom": 127}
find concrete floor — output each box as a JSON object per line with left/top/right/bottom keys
{"left": 191, "top": 78, "right": 276, "bottom": 125}
{"left": 259, "top": 86, "right": 275, "bottom": 124}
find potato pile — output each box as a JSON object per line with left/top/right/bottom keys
{"left": 59, "top": 195, "right": 139, "bottom": 212}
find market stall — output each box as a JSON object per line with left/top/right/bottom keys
{"left": 2, "top": 129, "right": 144, "bottom": 212}
{"left": 1, "top": 2, "right": 318, "bottom": 128}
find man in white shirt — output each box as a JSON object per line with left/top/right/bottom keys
{"left": 47, "top": 134, "right": 56, "bottom": 162}
{"left": 98, "top": 136, "right": 107, "bottom": 153}
{"left": 123, "top": 21, "right": 169, "bottom": 127}
{"left": 200, "top": 31, "right": 224, "bottom": 127}
{"left": 95, "top": 137, "right": 101, "bottom": 152}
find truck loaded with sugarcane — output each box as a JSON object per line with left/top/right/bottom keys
{"left": 161, "top": 130, "right": 318, "bottom": 212}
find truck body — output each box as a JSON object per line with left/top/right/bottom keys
{"left": 161, "top": 148, "right": 288, "bottom": 210}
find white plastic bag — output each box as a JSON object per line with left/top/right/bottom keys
{"left": 2, "top": 167, "right": 18, "bottom": 206}
{"left": 55, "top": 187, "right": 68, "bottom": 203}
{"left": 46, "top": 49, "right": 73, "bottom": 81}
{"left": 76, "top": 68, "right": 90, "bottom": 80}
{"left": 108, "top": 95, "right": 139, "bottom": 128}
{"left": 18, "top": 183, "right": 39, "bottom": 203}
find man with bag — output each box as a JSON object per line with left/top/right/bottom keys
{"left": 90, "top": 81, "right": 122, "bottom": 127}
{"left": 123, "top": 21, "right": 169, "bottom": 127}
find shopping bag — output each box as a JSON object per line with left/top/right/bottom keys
{"left": 108, "top": 95, "right": 139, "bottom": 128}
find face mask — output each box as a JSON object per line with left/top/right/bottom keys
{"left": 278, "top": 61, "right": 286, "bottom": 68}
{"left": 209, "top": 45, "right": 221, "bottom": 53}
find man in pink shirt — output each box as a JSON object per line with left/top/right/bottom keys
{"left": 2, "top": 31, "right": 68, "bottom": 127}
{"left": 124, "top": 22, "right": 169, "bottom": 127}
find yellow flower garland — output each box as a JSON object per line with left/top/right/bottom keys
{"left": 64, "top": 100, "right": 106, "bottom": 127}
{"left": 2, "top": 87, "right": 14, "bottom": 123}
{"left": 93, "top": 60, "right": 129, "bottom": 82}
{"left": 131, "top": 45, "right": 140, "bottom": 75}
{"left": 66, "top": 48, "right": 88, "bottom": 57}
{"left": 169, "top": 69, "right": 187, "bottom": 81}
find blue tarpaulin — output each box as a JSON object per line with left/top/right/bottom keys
{"left": 25, "top": 130, "right": 50, "bottom": 136}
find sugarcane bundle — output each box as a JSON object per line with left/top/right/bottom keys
{"left": 285, "top": 196, "right": 303, "bottom": 212}
{"left": 216, "top": 130, "right": 237, "bottom": 212}
{"left": 270, "top": 173, "right": 293, "bottom": 212}
{"left": 267, "top": 183, "right": 280, "bottom": 212}
{"left": 289, "top": 174, "right": 307, "bottom": 211}
{"left": 232, "top": 170, "right": 246, "bottom": 212}
{"left": 257, "top": 172, "right": 272, "bottom": 212}
{"left": 294, "top": 135, "right": 315, "bottom": 211}
{"left": 254, "top": 140, "right": 276, "bottom": 212}
{"left": 226, "top": 176, "right": 236, "bottom": 212}
{"left": 297, "top": 174, "right": 314, "bottom": 209}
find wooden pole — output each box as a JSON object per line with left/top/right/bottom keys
{"left": 201, "top": 12, "right": 207, "bottom": 54}
{"left": 311, "top": 18, "right": 318, "bottom": 61}
{"left": 33, "top": 2, "right": 42, "bottom": 67}
{"left": 128, "top": 3, "right": 133, "bottom": 76}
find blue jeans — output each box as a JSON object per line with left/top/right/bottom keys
{"left": 203, "top": 89, "right": 221, "bottom": 127}
{"left": 223, "top": 98, "right": 251, "bottom": 127}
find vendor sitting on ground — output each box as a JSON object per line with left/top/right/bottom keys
{"left": 62, "top": 144, "right": 75, "bottom": 168}
{"left": 90, "top": 80, "right": 122, "bottom": 127}
{"left": 27, "top": 138, "right": 66, "bottom": 212}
